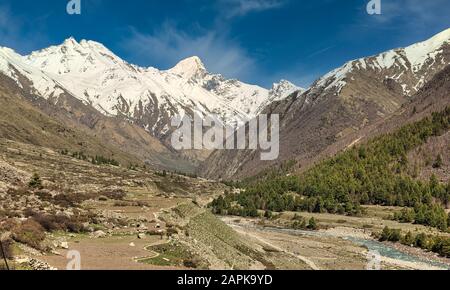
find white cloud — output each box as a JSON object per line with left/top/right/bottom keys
{"left": 220, "top": 0, "right": 285, "bottom": 18}
{"left": 121, "top": 1, "right": 289, "bottom": 85}
{"left": 122, "top": 23, "right": 256, "bottom": 80}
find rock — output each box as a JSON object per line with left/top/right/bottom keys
{"left": 138, "top": 224, "right": 148, "bottom": 230}
{"left": 15, "top": 257, "right": 31, "bottom": 265}
{"left": 91, "top": 230, "right": 107, "bottom": 239}
{"left": 24, "top": 258, "right": 57, "bottom": 270}
{"left": 137, "top": 233, "right": 146, "bottom": 239}
{"left": 129, "top": 242, "right": 135, "bottom": 247}
{"left": 60, "top": 242, "right": 69, "bottom": 249}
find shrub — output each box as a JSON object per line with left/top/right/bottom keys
{"left": 433, "top": 154, "right": 443, "bottom": 168}
{"left": 0, "top": 238, "right": 14, "bottom": 260}
{"left": 292, "top": 219, "right": 307, "bottom": 230}
{"left": 307, "top": 217, "right": 318, "bottom": 230}
{"left": 101, "top": 189, "right": 127, "bottom": 200}
{"left": 394, "top": 208, "right": 415, "bottom": 223}
{"left": 401, "top": 231, "right": 415, "bottom": 246}
{"left": 440, "top": 239, "right": 450, "bottom": 258}
{"left": 28, "top": 173, "right": 43, "bottom": 189}
{"left": 0, "top": 219, "right": 18, "bottom": 232}
{"left": 30, "top": 212, "right": 88, "bottom": 234}
{"left": 12, "top": 220, "right": 46, "bottom": 249}
{"left": 414, "top": 233, "right": 429, "bottom": 249}
{"left": 380, "top": 227, "right": 401, "bottom": 242}
{"left": 166, "top": 228, "right": 179, "bottom": 237}
{"left": 31, "top": 213, "right": 60, "bottom": 232}
{"left": 183, "top": 257, "right": 201, "bottom": 269}
{"left": 380, "top": 227, "right": 450, "bottom": 258}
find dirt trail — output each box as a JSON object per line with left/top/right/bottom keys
{"left": 133, "top": 239, "right": 169, "bottom": 263}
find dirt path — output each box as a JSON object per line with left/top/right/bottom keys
{"left": 133, "top": 239, "right": 169, "bottom": 263}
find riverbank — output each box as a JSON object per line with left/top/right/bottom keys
{"left": 221, "top": 217, "right": 450, "bottom": 270}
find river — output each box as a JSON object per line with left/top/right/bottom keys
{"left": 228, "top": 222, "right": 450, "bottom": 270}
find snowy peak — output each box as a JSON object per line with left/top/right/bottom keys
{"left": 315, "top": 28, "right": 450, "bottom": 96}
{"left": 25, "top": 37, "right": 126, "bottom": 75}
{"left": 62, "top": 36, "right": 79, "bottom": 47}
{"left": 404, "top": 28, "right": 450, "bottom": 72}
{"left": 269, "top": 80, "right": 303, "bottom": 101}
{"left": 168, "top": 56, "right": 207, "bottom": 79}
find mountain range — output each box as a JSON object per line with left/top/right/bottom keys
{"left": 1, "top": 38, "right": 300, "bottom": 137}
{"left": 0, "top": 37, "right": 300, "bottom": 171}
{"left": 0, "top": 28, "right": 449, "bottom": 177}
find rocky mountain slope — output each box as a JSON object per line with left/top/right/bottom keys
{"left": 0, "top": 73, "right": 164, "bottom": 168}
{"left": 200, "top": 28, "right": 450, "bottom": 180}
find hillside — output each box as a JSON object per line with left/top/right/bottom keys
{"left": 211, "top": 107, "right": 449, "bottom": 231}
{"left": 0, "top": 74, "right": 141, "bottom": 167}
{"left": 200, "top": 29, "right": 450, "bottom": 180}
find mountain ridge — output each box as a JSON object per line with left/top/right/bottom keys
{"left": 200, "top": 28, "right": 450, "bottom": 180}
{"left": 0, "top": 38, "right": 300, "bottom": 137}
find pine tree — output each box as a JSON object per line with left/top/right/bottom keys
{"left": 433, "top": 154, "right": 443, "bottom": 168}
{"left": 307, "top": 217, "right": 318, "bottom": 230}
{"left": 28, "top": 173, "right": 43, "bottom": 189}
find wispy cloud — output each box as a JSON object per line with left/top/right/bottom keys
{"left": 306, "top": 45, "right": 335, "bottom": 59}
{"left": 0, "top": 5, "right": 47, "bottom": 53}
{"left": 219, "top": 0, "right": 286, "bottom": 18}
{"left": 122, "top": 23, "right": 256, "bottom": 80}
{"left": 121, "top": 0, "right": 290, "bottom": 85}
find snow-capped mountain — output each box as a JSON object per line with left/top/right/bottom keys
{"left": 201, "top": 28, "right": 450, "bottom": 179}
{"left": 0, "top": 47, "right": 66, "bottom": 99}
{"left": 314, "top": 28, "right": 450, "bottom": 97}
{"left": 269, "top": 80, "right": 302, "bottom": 101}
{"left": 0, "top": 38, "right": 298, "bottom": 140}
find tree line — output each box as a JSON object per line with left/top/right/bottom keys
{"left": 61, "top": 149, "right": 120, "bottom": 166}
{"left": 379, "top": 227, "right": 450, "bottom": 258}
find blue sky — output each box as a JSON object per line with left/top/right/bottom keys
{"left": 0, "top": 0, "right": 449, "bottom": 88}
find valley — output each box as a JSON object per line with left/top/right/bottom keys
{"left": 0, "top": 27, "right": 449, "bottom": 271}
{"left": 1, "top": 137, "right": 449, "bottom": 270}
